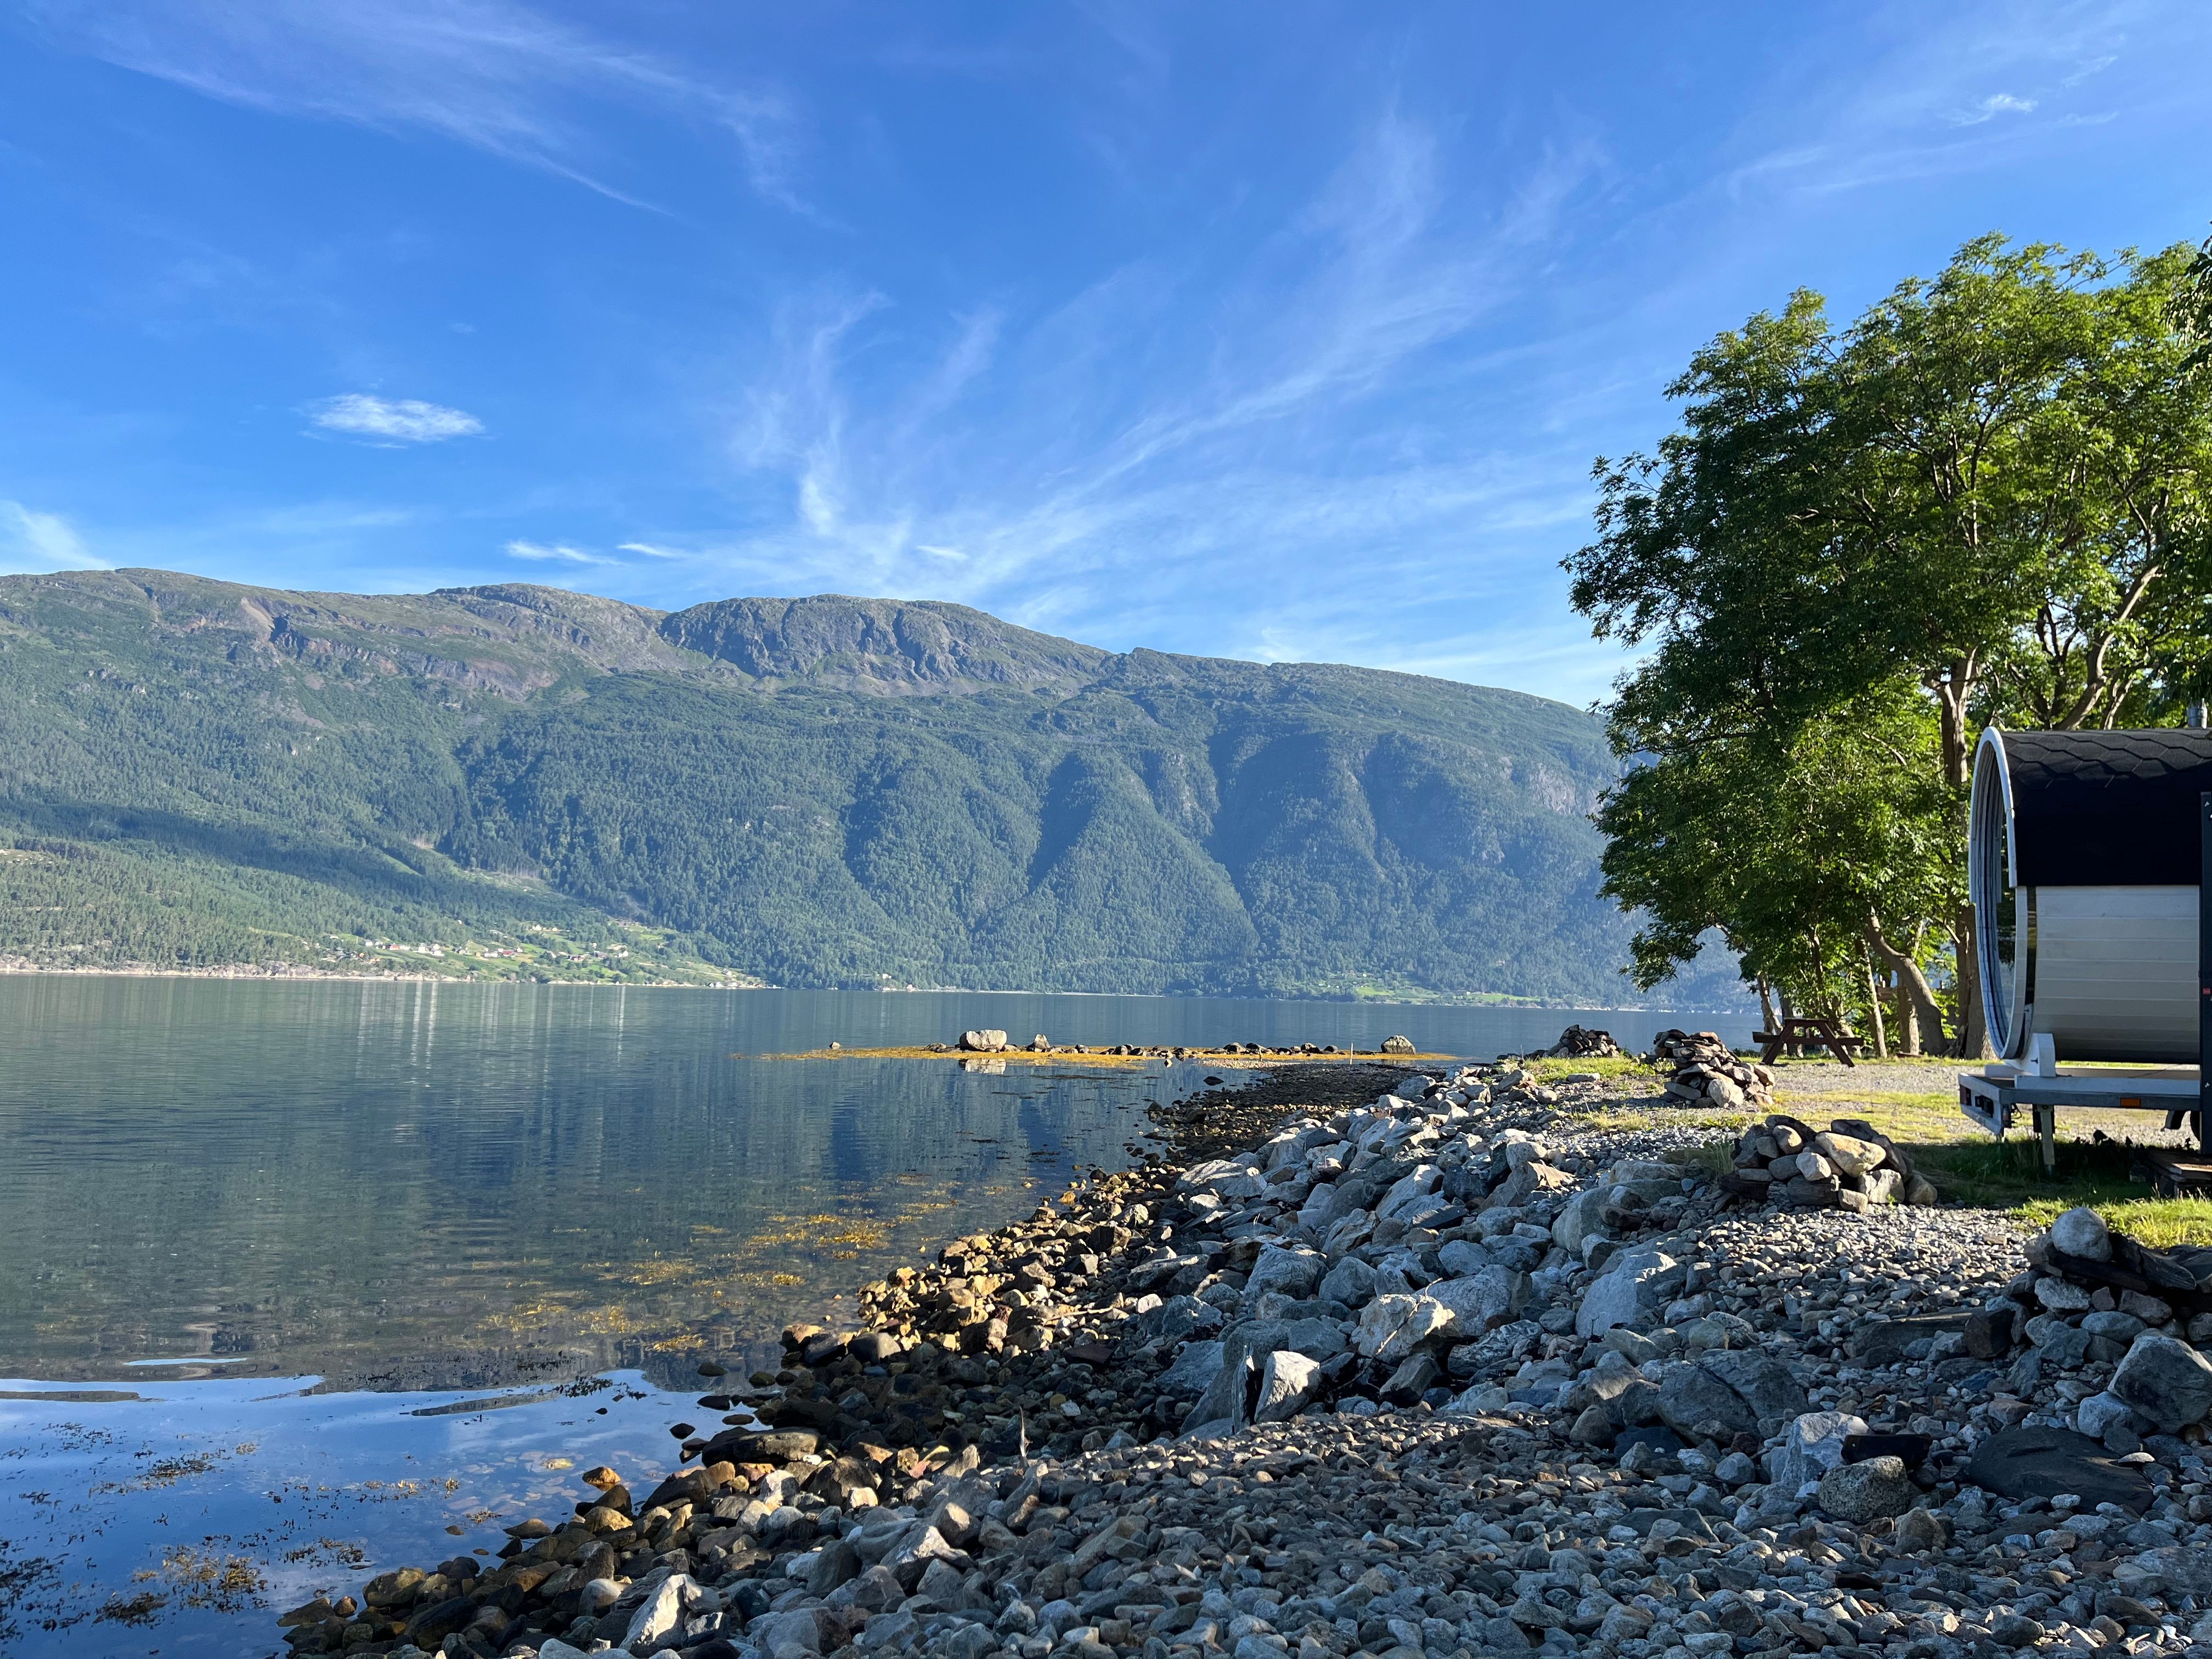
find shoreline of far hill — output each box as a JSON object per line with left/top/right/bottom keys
{"left": 0, "top": 956, "right": 1720, "bottom": 1011}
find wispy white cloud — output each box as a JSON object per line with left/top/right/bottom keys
{"left": 25, "top": 0, "right": 802, "bottom": 210}
{"left": 505, "top": 538, "right": 612, "bottom": 564}
{"left": 311, "top": 393, "right": 483, "bottom": 443}
{"left": 0, "top": 501, "right": 108, "bottom": 573}
{"left": 1950, "top": 92, "right": 2038, "bottom": 126}
{"left": 1705, "top": 4, "right": 2148, "bottom": 203}
{"left": 679, "top": 106, "right": 1602, "bottom": 651}
{"left": 614, "top": 541, "right": 686, "bottom": 558}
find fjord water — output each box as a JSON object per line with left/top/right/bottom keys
{"left": 0, "top": 977, "right": 1737, "bottom": 1385}
{"left": 0, "top": 978, "right": 1734, "bottom": 1655}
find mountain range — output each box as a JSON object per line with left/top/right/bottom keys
{"left": 0, "top": 568, "right": 1739, "bottom": 1004}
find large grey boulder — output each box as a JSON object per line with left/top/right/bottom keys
{"left": 1819, "top": 1456, "right": 1914, "bottom": 1522}
{"left": 622, "top": 1573, "right": 700, "bottom": 1652}
{"left": 2108, "top": 1333, "right": 2212, "bottom": 1432}
{"left": 1376, "top": 1165, "right": 1442, "bottom": 1222}
{"left": 1122, "top": 1294, "right": 1219, "bottom": 1347}
{"left": 805, "top": 1538, "right": 861, "bottom": 1595}
{"left": 1425, "top": 1266, "right": 1529, "bottom": 1332}
{"left": 1550, "top": 1186, "right": 1618, "bottom": 1254}
{"left": 1575, "top": 1246, "right": 1685, "bottom": 1338}
{"left": 1244, "top": 1244, "right": 1325, "bottom": 1301}
{"left": 1653, "top": 1349, "right": 1809, "bottom": 1440}
{"left": 1697, "top": 1349, "right": 1809, "bottom": 1427}
{"left": 2035, "top": 1276, "right": 2093, "bottom": 1312}
{"left": 2075, "top": 1391, "right": 2141, "bottom": 1444}
{"left": 1436, "top": 1238, "right": 1493, "bottom": 1277}
{"left": 1252, "top": 1351, "right": 1322, "bottom": 1422}
{"left": 2115, "top": 1545, "right": 2212, "bottom": 1599}
{"left": 1296, "top": 1183, "right": 1339, "bottom": 1234}
{"left": 880, "top": 1522, "right": 964, "bottom": 1579}
{"left": 1319, "top": 1256, "right": 1379, "bottom": 1308}
{"left": 1177, "top": 1157, "right": 1267, "bottom": 1202}
{"left": 1155, "top": 1339, "right": 1224, "bottom": 1397}
{"left": 1277, "top": 1316, "right": 1348, "bottom": 1359}
{"left": 1354, "top": 1294, "right": 1456, "bottom": 1362}
{"left": 1261, "top": 1123, "right": 1334, "bottom": 1171}
{"left": 756, "top": 1606, "right": 847, "bottom": 1655}
{"left": 1489, "top": 1159, "right": 1575, "bottom": 1209}
{"left": 2049, "top": 1206, "right": 2112, "bottom": 1261}
{"left": 1656, "top": 1363, "right": 1757, "bottom": 1437}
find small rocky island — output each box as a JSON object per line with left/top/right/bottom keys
{"left": 279, "top": 1045, "right": 2212, "bottom": 1659}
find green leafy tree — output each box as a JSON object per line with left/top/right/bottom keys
{"left": 1570, "top": 234, "right": 2212, "bottom": 1049}
{"left": 1595, "top": 690, "right": 1958, "bottom": 1051}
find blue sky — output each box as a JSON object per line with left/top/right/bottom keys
{"left": 2, "top": 3, "right": 2207, "bottom": 706}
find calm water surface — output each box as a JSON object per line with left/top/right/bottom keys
{"left": 0, "top": 978, "right": 1740, "bottom": 1386}
{"left": 0, "top": 978, "right": 1739, "bottom": 1656}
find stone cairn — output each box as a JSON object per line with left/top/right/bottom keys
{"left": 1649, "top": 1029, "right": 1774, "bottom": 1111}
{"left": 1977, "top": 1205, "right": 2212, "bottom": 1455}
{"left": 1721, "top": 1113, "right": 1938, "bottom": 1211}
{"left": 1542, "top": 1024, "right": 1621, "bottom": 1059}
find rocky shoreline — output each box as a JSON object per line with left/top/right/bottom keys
{"left": 279, "top": 1054, "right": 2212, "bottom": 1659}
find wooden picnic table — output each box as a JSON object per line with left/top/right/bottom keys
{"left": 1755, "top": 1016, "right": 1866, "bottom": 1066}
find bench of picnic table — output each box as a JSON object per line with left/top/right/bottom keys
{"left": 1755, "top": 1018, "right": 1866, "bottom": 1066}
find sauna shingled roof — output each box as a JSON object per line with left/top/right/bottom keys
{"left": 1996, "top": 728, "right": 2212, "bottom": 887}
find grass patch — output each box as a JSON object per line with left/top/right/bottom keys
{"left": 1775, "top": 1092, "right": 1966, "bottom": 1143}
{"left": 1524, "top": 1055, "right": 1655, "bottom": 1082}
{"left": 1910, "top": 1135, "right": 2143, "bottom": 1209}
{"left": 1562, "top": 1103, "right": 1754, "bottom": 1137}
{"left": 1674, "top": 1140, "right": 1738, "bottom": 1180}
{"left": 1780, "top": 1086, "right": 1957, "bottom": 1110}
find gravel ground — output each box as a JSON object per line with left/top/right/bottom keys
{"left": 1774, "top": 1062, "right": 1962, "bottom": 1098}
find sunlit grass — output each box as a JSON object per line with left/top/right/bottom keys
{"left": 2009, "top": 1197, "right": 2212, "bottom": 1248}
{"left": 1523, "top": 1055, "right": 1654, "bottom": 1082}
{"left": 1563, "top": 1103, "right": 1753, "bottom": 1137}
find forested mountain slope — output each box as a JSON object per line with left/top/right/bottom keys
{"left": 0, "top": 568, "right": 1723, "bottom": 1002}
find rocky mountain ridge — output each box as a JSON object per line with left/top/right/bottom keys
{"left": 0, "top": 568, "right": 1744, "bottom": 1002}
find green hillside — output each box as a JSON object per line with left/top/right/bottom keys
{"left": 0, "top": 569, "right": 1728, "bottom": 1002}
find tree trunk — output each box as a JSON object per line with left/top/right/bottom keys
{"left": 1866, "top": 920, "right": 1950, "bottom": 1057}
{"left": 1756, "top": 977, "right": 1780, "bottom": 1036}
{"left": 1930, "top": 654, "right": 1980, "bottom": 792}
{"left": 1862, "top": 950, "right": 1889, "bottom": 1060}
{"left": 1894, "top": 971, "right": 1922, "bottom": 1056}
